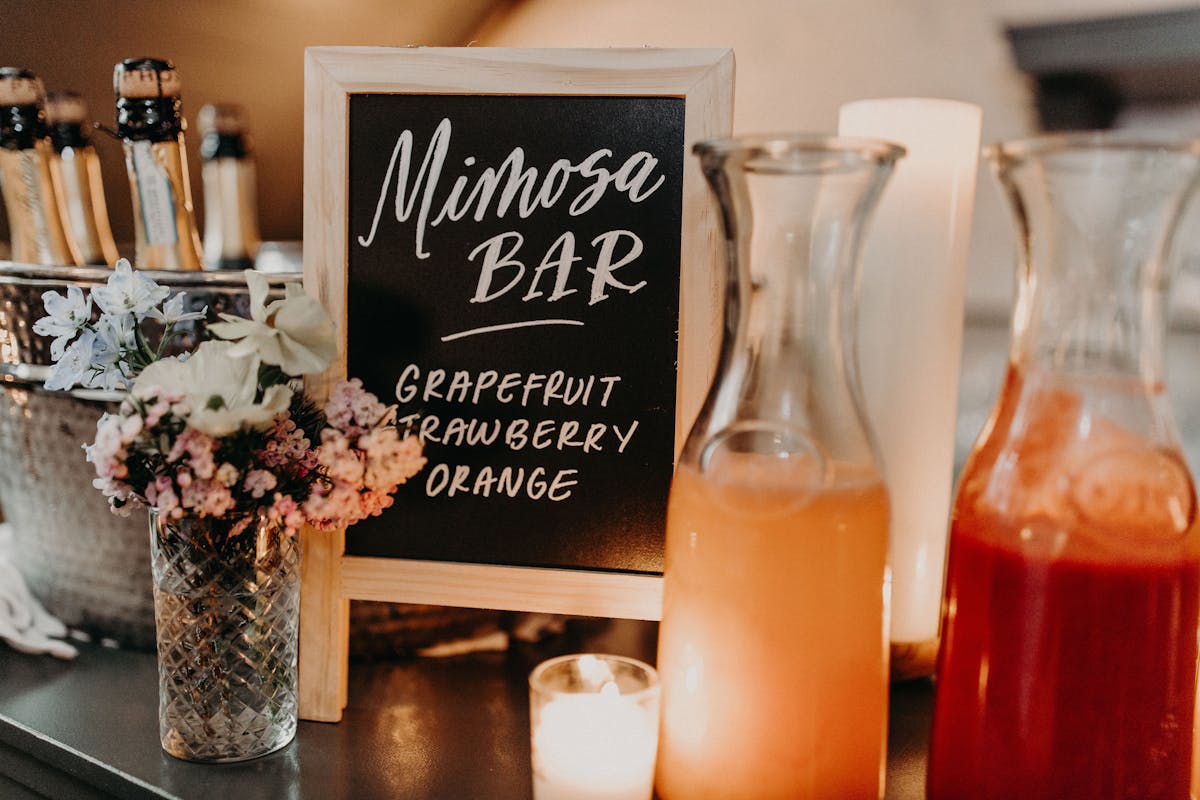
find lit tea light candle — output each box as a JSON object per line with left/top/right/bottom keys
{"left": 529, "top": 654, "right": 659, "bottom": 800}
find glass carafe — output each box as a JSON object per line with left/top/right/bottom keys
{"left": 929, "top": 133, "right": 1200, "bottom": 799}
{"left": 655, "top": 135, "right": 903, "bottom": 800}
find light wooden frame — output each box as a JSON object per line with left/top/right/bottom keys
{"left": 301, "top": 46, "right": 733, "bottom": 722}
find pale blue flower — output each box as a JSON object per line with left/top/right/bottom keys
{"left": 85, "top": 315, "right": 137, "bottom": 390}
{"left": 84, "top": 364, "right": 130, "bottom": 392}
{"left": 147, "top": 292, "right": 208, "bottom": 325}
{"left": 91, "top": 259, "right": 170, "bottom": 320}
{"left": 34, "top": 285, "right": 92, "bottom": 360}
{"left": 44, "top": 330, "right": 97, "bottom": 392}
{"left": 96, "top": 313, "right": 136, "bottom": 352}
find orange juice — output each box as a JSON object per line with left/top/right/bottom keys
{"left": 655, "top": 457, "right": 890, "bottom": 800}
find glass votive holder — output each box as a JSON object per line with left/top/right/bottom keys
{"left": 529, "top": 653, "right": 660, "bottom": 800}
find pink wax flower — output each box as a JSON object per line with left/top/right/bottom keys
{"left": 244, "top": 470, "right": 278, "bottom": 499}
{"left": 267, "top": 493, "right": 306, "bottom": 534}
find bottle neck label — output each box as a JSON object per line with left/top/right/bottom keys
{"left": 131, "top": 139, "right": 178, "bottom": 245}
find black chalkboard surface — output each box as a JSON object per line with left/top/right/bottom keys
{"left": 345, "top": 93, "right": 685, "bottom": 574}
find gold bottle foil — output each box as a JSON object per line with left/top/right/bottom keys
{"left": 115, "top": 57, "right": 202, "bottom": 272}
{"left": 45, "top": 91, "right": 118, "bottom": 267}
{"left": 202, "top": 156, "right": 260, "bottom": 270}
{"left": 124, "top": 137, "right": 202, "bottom": 271}
{"left": 0, "top": 142, "right": 81, "bottom": 266}
{"left": 49, "top": 145, "right": 119, "bottom": 266}
{"left": 199, "top": 103, "right": 260, "bottom": 271}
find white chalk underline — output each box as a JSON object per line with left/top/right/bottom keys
{"left": 440, "top": 319, "right": 585, "bottom": 342}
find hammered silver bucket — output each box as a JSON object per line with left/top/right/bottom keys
{"left": 0, "top": 258, "right": 298, "bottom": 650}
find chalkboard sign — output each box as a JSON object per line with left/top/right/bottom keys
{"left": 301, "top": 47, "right": 733, "bottom": 722}
{"left": 346, "top": 92, "right": 683, "bottom": 573}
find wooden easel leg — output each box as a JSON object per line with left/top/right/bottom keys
{"left": 299, "top": 527, "right": 349, "bottom": 722}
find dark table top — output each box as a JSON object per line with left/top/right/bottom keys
{"left": 0, "top": 619, "right": 932, "bottom": 799}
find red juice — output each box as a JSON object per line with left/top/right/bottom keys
{"left": 929, "top": 373, "right": 1200, "bottom": 799}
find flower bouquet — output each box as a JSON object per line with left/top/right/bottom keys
{"left": 36, "top": 260, "right": 425, "bottom": 762}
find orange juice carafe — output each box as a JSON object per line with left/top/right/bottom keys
{"left": 655, "top": 136, "right": 904, "bottom": 800}
{"left": 929, "top": 133, "right": 1200, "bottom": 800}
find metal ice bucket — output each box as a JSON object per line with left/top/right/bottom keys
{"left": 0, "top": 259, "right": 297, "bottom": 648}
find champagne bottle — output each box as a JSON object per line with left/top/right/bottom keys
{"left": 114, "top": 57, "right": 202, "bottom": 271}
{"left": 198, "top": 103, "right": 260, "bottom": 270}
{"left": 0, "top": 67, "right": 82, "bottom": 266}
{"left": 45, "top": 91, "right": 119, "bottom": 266}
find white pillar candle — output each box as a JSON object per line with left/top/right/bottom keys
{"left": 838, "top": 98, "right": 982, "bottom": 669}
{"left": 530, "top": 654, "right": 659, "bottom": 800}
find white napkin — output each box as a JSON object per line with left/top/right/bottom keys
{"left": 0, "top": 524, "right": 78, "bottom": 660}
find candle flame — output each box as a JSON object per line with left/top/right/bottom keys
{"left": 577, "top": 654, "right": 618, "bottom": 691}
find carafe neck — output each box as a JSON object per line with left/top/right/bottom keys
{"left": 995, "top": 133, "right": 1200, "bottom": 386}
{"left": 684, "top": 136, "right": 902, "bottom": 472}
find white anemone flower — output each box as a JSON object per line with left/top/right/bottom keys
{"left": 91, "top": 258, "right": 170, "bottom": 320}
{"left": 133, "top": 341, "right": 292, "bottom": 437}
{"left": 208, "top": 270, "right": 336, "bottom": 377}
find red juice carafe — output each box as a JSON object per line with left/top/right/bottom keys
{"left": 928, "top": 132, "right": 1200, "bottom": 799}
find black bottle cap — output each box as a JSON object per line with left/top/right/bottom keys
{"left": 114, "top": 57, "right": 183, "bottom": 141}
{"left": 198, "top": 103, "right": 251, "bottom": 160}
{"left": 45, "top": 90, "right": 91, "bottom": 151}
{"left": 0, "top": 67, "right": 47, "bottom": 151}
